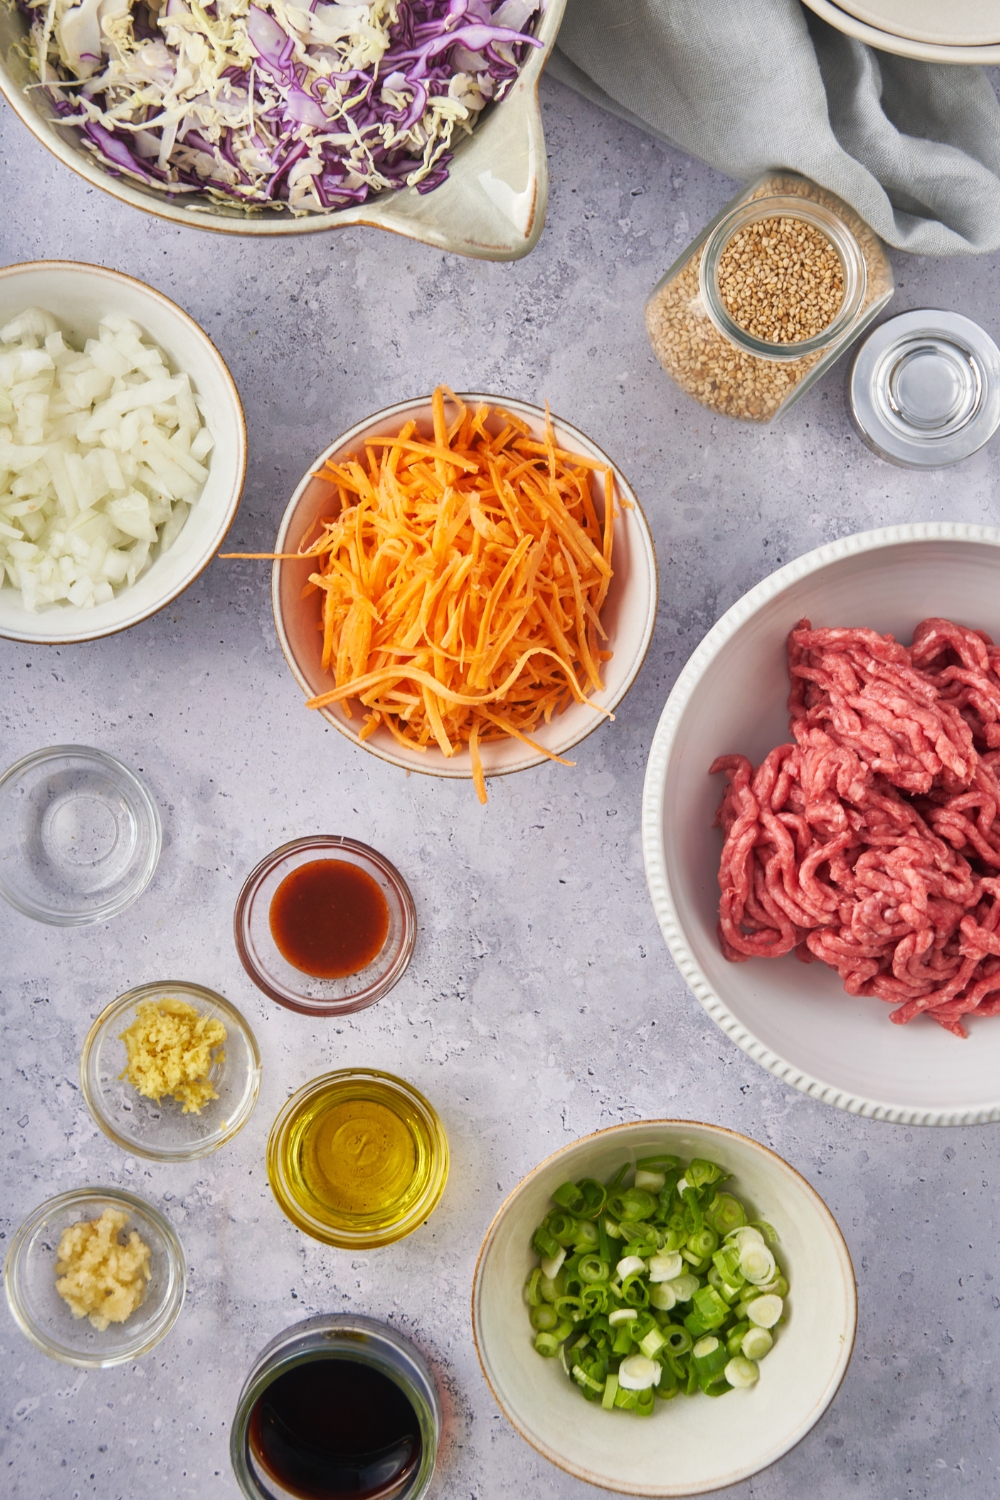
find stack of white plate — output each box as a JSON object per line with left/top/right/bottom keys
{"left": 802, "top": 0, "right": 1000, "bottom": 62}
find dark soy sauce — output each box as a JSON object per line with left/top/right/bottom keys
{"left": 248, "top": 1358, "right": 422, "bottom": 1500}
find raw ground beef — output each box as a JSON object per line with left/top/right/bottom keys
{"left": 711, "top": 617, "right": 1000, "bottom": 1036}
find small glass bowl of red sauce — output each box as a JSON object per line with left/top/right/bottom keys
{"left": 234, "top": 836, "right": 416, "bottom": 1016}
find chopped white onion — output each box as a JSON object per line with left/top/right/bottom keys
{"left": 0, "top": 307, "right": 212, "bottom": 612}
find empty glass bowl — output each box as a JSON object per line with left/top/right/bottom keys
{"left": 234, "top": 836, "right": 416, "bottom": 1016}
{"left": 5, "top": 1186, "right": 185, "bottom": 1367}
{"left": 80, "top": 981, "right": 262, "bottom": 1162}
{"left": 0, "top": 745, "right": 161, "bottom": 924}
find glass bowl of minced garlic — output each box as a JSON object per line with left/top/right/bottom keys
{"left": 4, "top": 1186, "right": 185, "bottom": 1367}
{"left": 80, "top": 981, "right": 261, "bottom": 1161}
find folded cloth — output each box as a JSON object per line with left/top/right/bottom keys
{"left": 547, "top": 0, "right": 1000, "bottom": 255}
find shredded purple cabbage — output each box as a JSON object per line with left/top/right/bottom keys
{"left": 24, "top": 0, "right": 543, "bottom": 213}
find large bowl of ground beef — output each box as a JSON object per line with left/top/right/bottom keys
{"left": 643, "top": 523, "right": 1000, "bottom": 1126}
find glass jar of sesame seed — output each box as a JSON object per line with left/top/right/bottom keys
{"left": 645, "top": 171, "right": 894, "bottom": 423}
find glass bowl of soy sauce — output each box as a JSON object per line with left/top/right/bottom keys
{"left": 230, "top": 1314, "right": 439, "bottom": 1500}
{"left": 234, "top": 836, "right": 416, "bottom": 1017}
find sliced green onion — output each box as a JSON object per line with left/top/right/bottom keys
{"left": 618, "top": 1355, "right": 660, "bottom": 1391}
{"left": 741, "top": 1327, "right": 773, "bottom": 1361}
{"left": 601, "top": 1371, "right": 619, "bottom": 1410}
{"left": 548, "top": 1212, "right": 580, "bottom": 1246}
{"left": 726, "top": 1320, "right": 750, "bottom": 1357}
{"left": 666, "top": 1273, "right": 699, "bottom": 1303}
{"left": 621, "top": 1272, "right": 649, "bottom": 1308}
{"left": 648, "top": 1283, "right": 676, "bottom": 1312}
{"left": 539, "top": 1271, "right": 564, "bottom": 1305}
{"left": 739, "top": 1243, "right": 776, "bottom": 1285}
{"left": 639, "top": 1325, "right": 667, "bottom": 1359}
{"left": 634, "top": 1169, "right": 667, "bottom": 1193}
{"left": 523, "top": 1268, "right": 544, "bottom": 1306}
{"left": 608, "top": 1308, "right": 638, "bottom": 1327}
{"left": 687, "top": 1159, "right": 726, "bottom": 1189}
{"left": 533, "top": 1224, "right": 561, "bottom": 1260}
{"left": 578, "top": 1254, "right": 610, "bottom": 1285}
{"left": 572, "top": 1219, "right": 600, "bottom": 1252}
{"left": 747, "top": 1294, "right": 782, "bottom": 1329}
{"left": 534, "top": 1332, "right": 562, "bottom": 1357}
{"left": 572, "top": 1363, "right": 605, "bottom": 1394}
{"left": 540, "top": 1248, "right": 566, "bottom": 1281}
{"left": 648, "top": 1252, "right": 684, "bottom": 1283}
{"left": 637, "top": 1154, "right": 680, "bottom": 1174}
{"left": 705, "top": 1193, "right": 746, "bottom": 1235}
{"left": 552, "top": 1181, "right": 585, "bottom": 1213}
{"left": 724, "top": 1356, "right": 759, "bottom": 1389}
{"left": 662, "top": 1325, "right": 693, "bottom": 1355}
{"left": 616, "top": 1255, "right": 647, "bottom": 1280}
{"left": 577, "top": 1179, "right": 608, "bottom": 1220}
{"left": 530, "top": 1304, "right": 559, "bottom": 1332}
{"left": 603, "top": 1215, "right": 623, "bottom": 1240}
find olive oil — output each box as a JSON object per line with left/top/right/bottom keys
{"left": 267, "top": 1071, "right": 449, "bottom": 1248}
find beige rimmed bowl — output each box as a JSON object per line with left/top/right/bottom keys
{"left": 801, "top": 0, "right": 1000, "bottom": 60}
{"left": 0, "top": 2, "right": 565, "bottom": 260}
{"left": 643, "top": 523, "right": 1000, "bottom": 1126}
{"left": 0, "top": 260, "right": 246, "bottom": 645}
{"left": 271, "top": 391, "right": 657, "bottom": 786}
{"left": 472, "top": 1119, "right": 856, "bottom": 1497}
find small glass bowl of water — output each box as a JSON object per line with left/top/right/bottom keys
{"left": 0, "top": 744, "right": 161, "bottom": 924}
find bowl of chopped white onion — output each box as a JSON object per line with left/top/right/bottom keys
{"left": 0, "top": 260, "right": 246, "bottom": 644}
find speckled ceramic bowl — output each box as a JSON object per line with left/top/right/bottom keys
{"left": 472, "top": 1120, "right": 856, "bottom": 1497}
{"left": 0, "top": 2, "right": 565, "bottom": 259}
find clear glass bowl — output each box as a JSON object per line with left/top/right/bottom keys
{"left": 266, "top": 1070, "right": 449, "bottom": 1249}
{"left": 4, "top": 1187, "right": 186, "bottom": 1368}
{"left": 80, "top": 981, "right": 262, "bottom": 1162}
{"left": 230, "top": 1314, "right": 440, "bottom": 1500}
{"left": 0, "top": 745, "right": 161, "bottom": 924}
{"left": 234, "top": 837, "right": 416, "bottom": 1016}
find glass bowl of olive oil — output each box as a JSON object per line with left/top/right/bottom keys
{"left": 266, "top": 1070, "right": 449, "bottom": 1249}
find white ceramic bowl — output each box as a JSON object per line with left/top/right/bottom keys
{"left": 643, "top": 523, "right": 1000, "bottom": 1127}
{"left": 272, "top": 393, "right": 657, "bottom": 785}
{"left": 801, "top": 0, "right": 1000, "bottom": 61}
{"left": 472, "top": 1120, "right": 856, "bottom": 1497}
{"left": 0, "top": 3, "right": 565, "bottom": 261}
{"left": 0, "top": 261, "right": 246, "bottom": 645}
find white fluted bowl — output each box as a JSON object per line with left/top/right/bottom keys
{"left": 643, "top": 523, "right": 1000, "bottom": 1126}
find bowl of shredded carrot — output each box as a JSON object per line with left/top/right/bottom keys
{"left": 266, "top": 389, "right": 657, "bottom": 801}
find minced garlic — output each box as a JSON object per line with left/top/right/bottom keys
{"left": 55, "top": 1207, "right": 151, "bottom": 1331}
{"left": 118, "top": 997, "right": 226, "bottom": 1114}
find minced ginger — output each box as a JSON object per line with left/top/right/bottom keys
{"left": 55, "top": 1207, "right": 151, "bottom": 1331}
{"left": 118, "top": 997, "right": 226, "bottom": 1114}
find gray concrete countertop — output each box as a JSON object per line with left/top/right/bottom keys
{"left": 2, "top": 66, "right": 999, "bottom": 1500}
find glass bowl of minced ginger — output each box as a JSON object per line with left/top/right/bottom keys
{"left": 5, "top": 1186, "right": 185, "bottom": 1367}
{"left": 80, "top": 981, "right": 261, "bottom": 1162}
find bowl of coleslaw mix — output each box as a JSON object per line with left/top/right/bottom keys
{"left": 472, "top": 1119, "right": 856, "bottom": 1497}
{"left": 643, "top": 523, "right": 1000, "bottom": 1127}
{"left": 0, "top": 260, "right": 245, "bottom": 644}
{"left": 0, "top": 0, "right": 564, "bottom": 260}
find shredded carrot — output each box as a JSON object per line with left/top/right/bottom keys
{"left": 229, "top": 389, "right": 616, "bottom": 801}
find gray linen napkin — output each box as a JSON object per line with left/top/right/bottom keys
{"left": 547, "top": 0, "right": 1000, "bottom": 254}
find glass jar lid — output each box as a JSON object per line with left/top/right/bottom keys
{"left": 849, "top": 309, "right": 1000, "bottom": 467}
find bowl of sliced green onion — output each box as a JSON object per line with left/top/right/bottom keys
{"left": 471, "top": 1120, "right": 856, "bottom": 1496}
